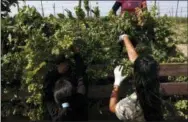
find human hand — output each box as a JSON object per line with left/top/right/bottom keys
{"left": 118, "top": 34, "right": 129, "bottom": 43}
{"left": 113, "top": 65, "right": 126, "bottom": 86}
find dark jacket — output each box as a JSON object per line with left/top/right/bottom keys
{"left": 43, "top": 53, "right": 87, "bottom": 121}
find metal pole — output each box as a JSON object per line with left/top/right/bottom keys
{"left": 53, "top": 3, "right": 56, "bottom": 16}
{"left": 89, "top": 0, "right": 91, "bottom": 17}
{"left": 41, "top": 0, "right": 44, "bottom": 17}
{"left": 176, "top": 0, "right": 179, "bottom": 18}
{"left": 180, "top": 7, "right": 183, "bottom": 23}
{"left": 17, "top": 2, "right": 20, "bottom": 12}
{"left": 24, "top": 0, "right": 26, "bottom": 6}
{"left": 154, "top": 0, "right": 157, "bottom": 6}
{"left": 62, "top": 6, "right": 64, "bottom": 14}
{"left": 79, "top": 0, "right": 82, "bottom": 8}
{"left": 158, "top": 2, "right": 160, "bottom": 16}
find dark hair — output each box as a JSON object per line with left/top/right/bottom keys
{"left": 55, "top": 53, "right": 70, "bottom": 65}
{"left": 53, "top": 78, "right": 73, "bottom": 121}
{"left": 134, "top": 55, "right": 163, "bottom": 121}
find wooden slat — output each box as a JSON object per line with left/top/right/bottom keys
{"left": 159, "top": 63, "right": 188, "bottom": 76}
{"left": 88, "top": 82, "right": 188, "bottom": 98}
{"left": 88, "top": 84, "right": 113, "bottom": 98}
{"left": 2, "top": 83, "right": 187, "bottom": 100}
{"left": 2, "top": 64, "right": 187, "bottom": 101}
{"left": 89, "top": 63, "right": 188, "bottom": 76}
{"left": 160, "top": 82, "right": 188, "bottom": 96}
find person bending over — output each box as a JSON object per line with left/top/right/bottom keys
{"left": 109, "top": 34, "right": 164, "bottom": 122}
{"left": 52, "top": 78, "right": 87, "bottom": 121}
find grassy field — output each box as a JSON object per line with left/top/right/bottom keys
{"left": 172, "top": 21, "right": 187, "bottom": 44}
{"left": 171, "top": 19, "right": 187, "bottom": 57}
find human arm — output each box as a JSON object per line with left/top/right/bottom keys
{"left": 43, "top": 80, "right": 59, "bottom": 120}
{"left": 109, "top": 66, "right": 126, "bottom": 113}
{"left": 74, "top": 53, "right": 85, "bottom": 77}
{"left": 71, "top": 45, "right": 86, "bottom": 78}
{"left": 109, "top": 86, "right": 120, "bottom": 113}
{"left": 112, "top": 1, "right": 122, "bottom": 15}
{"left": 43, "top": 70, "right": 57, "bottom": 101}
{"left": 119, "top": 34, "right": 138, "bottom": 63}
{"left": 76, "top": 77, "right": 85, "bottom": 95}
{"left": 71, "top": 46, "right": 86, "bottom": 95}
{"left": 74, "top": 53, "right": 86, "bottom": 95}
{"left": 141, "top": 0, "right": 147, "bottom": 9}
{"left": 43, "top": 70, "right": 62, "bottom": 120}
{"left": 109, "top": 66, "right": 144, "bottom": 120}
{"left": 45, "top": 101, "right": 60, "bottom": 121}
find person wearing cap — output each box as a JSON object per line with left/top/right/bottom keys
{"left": 43, "top": 45, "right": 87, "bottom": 121}
{"left": 112, "top": 0, "right": 147, "bottom": 15}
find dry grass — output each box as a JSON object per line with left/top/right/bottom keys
{"left": 172, "top": 22, "right": 187, "bottom": 44}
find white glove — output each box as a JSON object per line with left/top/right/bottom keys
{"left": 118, "top": 34, "right": 129, "bottom": 42}
{"left": 114, "top": 65, "right": 126, "bottom": 86}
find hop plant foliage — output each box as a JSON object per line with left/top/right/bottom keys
{"left": 1, "top": 6, "right": 187, "bottom": 120}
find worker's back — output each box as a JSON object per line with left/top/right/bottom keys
{"left": 118, "top": 0, "right": 146, "bottom": 13}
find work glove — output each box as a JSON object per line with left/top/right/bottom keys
{"left": 118, "top": 34, "right": 129, "bottom": 43}
{"left": 114, "top": 65, "right": 126, "bottom": 86}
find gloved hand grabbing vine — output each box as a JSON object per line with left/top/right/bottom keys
{"left": 118, "top": 34, "right": 129, "bottom": 43}
{"left": 114, "top": 65, "right": 126, "bottom": 86}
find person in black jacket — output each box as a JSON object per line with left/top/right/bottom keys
{"left": 43, "top": 45, "right": 87, "bottom": 121}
